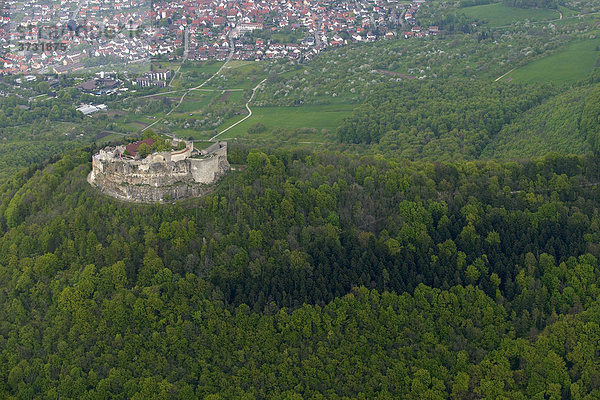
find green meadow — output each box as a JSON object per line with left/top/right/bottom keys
{"left": 461, "top": 3, "right": 559, "bottom": 27}
{"left": 215, "top": 104, "right": 356, "bottom": 141}
{"left": 203, "top": 61, "right": 269, "bottom": 90}
{"left": 177, "top": 103, "right": 354, "bottom": 141}
{"left": 178, "top": 60, "right": 225, "bottom": 76}
{"left": 503, "top": 38, "right": 600, "bottom": 83}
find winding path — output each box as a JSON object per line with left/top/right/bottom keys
{"left": 141, "top": 33, "right": 235, "bottom": 135}
{"left": 210, "top": 78, "right": 267, "bottom": 141}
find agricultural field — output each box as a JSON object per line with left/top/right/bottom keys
{"left": 501, "top": 37, "right": 600, "bottom": 83}
{"left": 460, "top": 3, "right": 560, "bottom": 27}
{"left": 108, "top": 110, "right": 163, "bottom": 134}
{"left": 169, "top": 90, "right": 226, "bottom": 114}
{"left": 150, "top": 60, "right": 181, "bottom": 71}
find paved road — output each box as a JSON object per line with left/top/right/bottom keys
{"left": 314, "top": 21, "right": 322, "bottom": 47}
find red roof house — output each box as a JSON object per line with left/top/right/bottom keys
{"left": 125, "top": 138, "right": 154, "bottom": 157}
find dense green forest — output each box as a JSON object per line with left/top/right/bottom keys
{"left": 336, "top": 78, "right": 600, "bottom": 160}
{"left": 481, "top": 85, "right": 591, "bottom": 159}
{"left": 2, "top": 146, "right": 600, "bottom": 397}
{"left": 2, "top": 0, "right": 600, "bottom": 396}
{"left": 336, "top": 79, "right": 555, "bottom": 156}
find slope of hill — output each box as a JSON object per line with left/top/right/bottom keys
{"left": 2, "top": 148, "right": 600, "bottom": 397}
{"left": 481, "top": 85, "right": 590, "bottom": 159}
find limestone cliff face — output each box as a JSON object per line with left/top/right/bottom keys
{"left": 88, "top": 142, "right": 230, "bottom": 203}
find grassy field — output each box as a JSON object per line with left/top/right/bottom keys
{"left": 557, "top": 5, "right": 578, "bottom": 18}
{"left": 214, "top": 103, "right": 356, "bottom": 142}
{"left": 179, "top": 60, "right": 224, "bottom": 74}
{"left": 171, "top": 92, "right": 223, "bottom": 114}
{"left": 502, "top": 38, "right": 600, "bottom": 83}
{"left": 151, "top": 60, "right": 181, "bottom": 71}
{"left": 174, "top": 61, "right": 227, "bottom": 88}
{"left": 460, "top": 3, "right": 559, "bottom": 27}
{"left": 203, "top": 61, "right": 268, "bottom": 90}
{"left": 110, "top": 112, "right": 160, "bottom": 134}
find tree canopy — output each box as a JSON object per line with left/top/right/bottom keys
{"left": 1, "top": 146, "right": 600, "bottom": 397}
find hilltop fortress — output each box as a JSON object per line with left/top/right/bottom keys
{"left": 88, "top": 139, "right": 230, "bottom": 203}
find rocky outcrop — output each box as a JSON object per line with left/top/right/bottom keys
{"left": 88, "top": 141, "right": 230, "bottom": 203}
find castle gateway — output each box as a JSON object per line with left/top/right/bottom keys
{"left": 88, "top": 140, "right": 230, "bottom": 203}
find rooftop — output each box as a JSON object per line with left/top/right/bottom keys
{"left": 125, "top": 138, "right": 155, "bottom": 157}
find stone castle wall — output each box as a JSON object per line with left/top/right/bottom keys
{"left": 88, "top": 142, "right": 230, "bottom": 203}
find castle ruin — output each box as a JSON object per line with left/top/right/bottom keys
{"left": 88, "top": 139, "right": 230, "bottom": 203}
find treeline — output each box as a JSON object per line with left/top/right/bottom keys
{"left": 338, "top": 79, "right": 600, "bottom": 160}
{"left": 6, "top": 280, "right": 600, "bottom": 399}
{"left": 580, "top": 84, "right": 600, "bottom": 154}
{"left": 2, "top": 147, "right": 600, "bottom": 396}
{"left": 1, "top": 147, "right": 599, "bottom": 313}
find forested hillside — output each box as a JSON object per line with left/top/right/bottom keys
{"left": 337, "top": 79, "right": 555, "bottom": 158}
{"left": 336, "top": 77, "right": 600, "bottom": 161}
{"left": 482, "top": 85, "right": 591, "bottom": 158}
{"left": 2, "top": 147, "right": 600, "bottom": 397}
{"left": 3, "top": 0, "right": 600, "bottom": 396}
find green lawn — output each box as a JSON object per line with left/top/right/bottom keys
{"left": 502, "top": 38, "right": 600, "bottom": 83}
{"left": 461, "top": 3, "right": 559, "bottom": 27}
